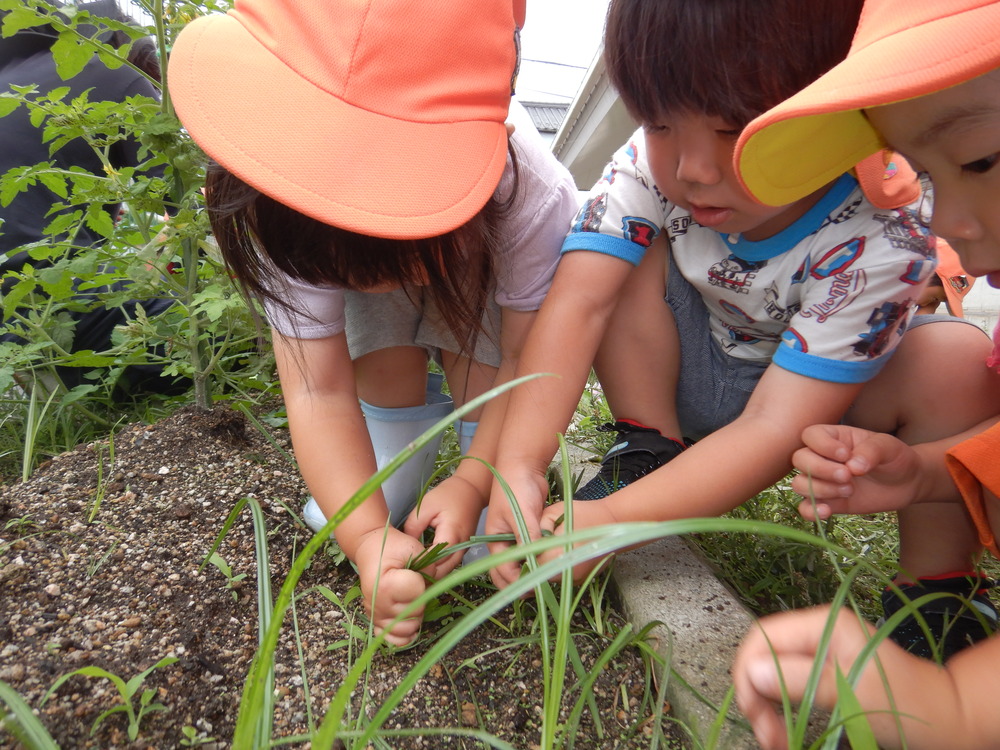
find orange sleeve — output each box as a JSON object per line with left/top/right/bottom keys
{"left": 945, "top": 422, "right": 1000, "bottom": 559}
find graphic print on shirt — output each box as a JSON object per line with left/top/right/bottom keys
{"left": 781, "top": 327, "right": 808, "bottom": 353}
{"left": 717, "top": 298, "right": 782, "bottom": 351}
{"left": 574, "top": 193, "right": 608, "bottom": 234}
{"left": 791, "top": 237, "right": 866, "bottom": 285}
{"left": 763, "top": 282, "right": 798, "bottom": 325}
{"left": 667, "top": 215, "right": 692, "bottom": 239}
{"left": 816, "top": 195, "right": 864, "bottom": 233}
{"left": 846, "top": 209, "right": 932, "bottom": 358}
{"left": 622, "top": 216, "right": 660, "bottom": 248}
{"left": 854, "top": 299, "right": 908, "bottom": 358}
{"left": 623, "top": 138, "right": 669, "bottom": 209}
{"left": 707, "top": 255, "right": 765, "bottom": 294}
{"left": 876, "top": 208, "right": 936, "bottom": 262}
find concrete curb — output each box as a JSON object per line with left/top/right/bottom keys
{"left": 565, "top": 444, "right": 759, "bottom": 748}
{"left": 612, "top": 539, "right": 757, "bottom": 748}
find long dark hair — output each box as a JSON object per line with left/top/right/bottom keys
{"left": 206, "top": 144, "right": 520, "bottom": 355}
{"left": 604, "top": 0, "right": 865, "bottom": 128}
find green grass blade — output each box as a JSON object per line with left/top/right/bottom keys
{"left": 353, "top": 516, "right": 855, "bottom": 746}
{"left": 197, "top": 496, "right": 250, "bottom": 573}
{"left": 248, "top": 497, "right": 275, "bottom": 748}
{"left": 0, "top": 680, "right": 59, "bottom": 750}
{"left": 232, "top": 374, "right": 547, "bottom": 749}
{"left": 786, "top": 564, "right": 866, "bottom": 748}
{"left": 834, "top": 666, "right": 879, "bottom": 750}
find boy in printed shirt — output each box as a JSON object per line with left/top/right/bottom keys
{"left": 485, "top": 0, "right": 1000, "bottom": 661}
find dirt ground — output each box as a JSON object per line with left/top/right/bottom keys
{"left": 0, "top": 405, "right": 690, "bottom": 749}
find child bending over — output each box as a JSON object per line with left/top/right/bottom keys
{"left": 167, "top": 0, "right": 577, "bottom": 646}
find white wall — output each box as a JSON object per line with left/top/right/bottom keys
{"left": 961, "top": 281, "right": 1000, "bottom": 334}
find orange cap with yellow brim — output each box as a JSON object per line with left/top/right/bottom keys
{"left": 735, "top": 0, "right": 1000, "bottom": 207}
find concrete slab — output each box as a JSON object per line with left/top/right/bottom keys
{"left": 612, "top": 538, "right": 757, "bottom": 748}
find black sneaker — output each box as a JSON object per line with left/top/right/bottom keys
{"left": 575, "top": 421, "right": 689, "bottom": 500}
{"left": 880, "top": 573, "right": 998, "bottom": 662}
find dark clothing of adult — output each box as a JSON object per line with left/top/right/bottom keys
{"left": 0, "top": 32, "right": 180, "bottom": 393}
{"left": 0, "top": 44, "right": 155, "bottom": 270}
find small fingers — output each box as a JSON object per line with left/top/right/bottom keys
{"left": 402, "top": 508, "right": 433, "bottom": 538}
{"left": 796, "top": 497, "right": 832, "bottom": 522}
{"left": 800, "top": 424, "right": 854, "bottom": 460}
{"left": 790, "top": 471, "right": 852, "bottom": 503}
{"left": 425, "top": 531, "right": 465, "bottom": 578}
{"left": 539, "top": 502, "right": 565, "bottom": 534}
{"left": 371, "top": 568, "right": 426, "bottom": 647}
{"left": 489, "top": 558, "right": 523, "bottom": 590}
{"left": 791, "top": 447, "right": 853, "bottom": 487}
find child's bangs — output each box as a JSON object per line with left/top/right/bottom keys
{"left": 605, "top": 0, "right": 866, "bottom": 129}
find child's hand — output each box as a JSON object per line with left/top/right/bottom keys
{"left": 354, "top": 528, "right": 428, "bottom": 647}
{"left": 790, "top": 424, "right": 921, "bottom": 520}
{"left": 733, "top": 605, "right": 959, "bottom": 750}
{"left": 485, "top": 463, "right": 550, "bottom": 589}
{"left": 403, "top": 474, "right": 483, "bottom": 577}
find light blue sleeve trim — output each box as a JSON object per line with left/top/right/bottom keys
{"left": 559, "top": 232, "right": 645, "bottom": 266}
{"left": 772, "top": 346, "right": 889, "bottom": 384}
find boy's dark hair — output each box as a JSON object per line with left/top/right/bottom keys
{"left": 206, "top": 147, "right": 520, "bottom": 355}
{"left": 604, "top": 0, "right": 865, "bottom": 128}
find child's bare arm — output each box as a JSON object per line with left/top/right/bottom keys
{"left": 531, "top": 363, "right": 863, "bottom": 580}
{"left": 274, "top": 332, "right": 427, "bottom": 644}
{"left": 274, "top": 332, "right": 391, "bottom": 546}
{"left": 486, "top": 249, "right": 636, "bottom": 587}
{"left": 735, "top": 605, "right": 1000, "bottom": 750}
{"left": 584, "top": 364, "right": 863, "bottom": 525}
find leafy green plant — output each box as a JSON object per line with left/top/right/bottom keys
{"left": 0, "top": 0, "right": 272, "bottom": 480}
{"left": 40, "top": 656, "right": 179, "bottom": 741}
{"left": 86, "top": 430, "right": 116, "bottom": 523}
{"left": 206, "top": 550, "right": 247, "bottom": 600}
{"left": 179, "top": 723, "right": 217, "bottom": 747}
{"left": 691, "top": 481, "right": 899, "bottom": 621}
{"left": 19, "top": 378, "right": 59, "bottom": 481}
{"left": 199, "top": 494, "right": 275, "bottom": 745}
{"left": 85, "top": 536, "right": 120, "bottom": 577}
{"left": 2, "top": 514, "right": 38, "bottom": 535}
{"left": 220, "top": 378, "right": 713, "bottom": 748}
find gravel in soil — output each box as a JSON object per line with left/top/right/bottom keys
{"left": 0, "top": 405, "right": 689, "bottom": 749}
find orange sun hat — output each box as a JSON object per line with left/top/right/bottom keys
{"left": 168, "top": 0, "right": 526, "bottom": 240}
{"left": 735, "top": 0, "right": 1000, "bottom": 207}
{"left": 934, "top": 239, "right": 974, "bottom": 318}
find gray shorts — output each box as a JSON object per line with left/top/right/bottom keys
{"left": 343, "top": 286, "right": 502, "bottom": 367}
{"left": 667, "top": 255, "right": 982, "bottom": 441}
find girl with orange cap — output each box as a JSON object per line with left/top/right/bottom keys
{"left": 732, "top": 1, "right": 1000, "bottom": 747}
{"left": 166, "top": 0, "right": 577, "bottom": 646}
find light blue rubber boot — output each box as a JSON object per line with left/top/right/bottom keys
{"left": 452, "top": 419, "right": 490, "bottom": 565}
{"left": 303, "top": 377, "right": 452, "bottom": 533}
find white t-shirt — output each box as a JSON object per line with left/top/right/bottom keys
{"left": 561, "top": 130, "right": 936, "bottom": 384}
{"left": 263, "top": 127, "right": 579, "bottom": 339}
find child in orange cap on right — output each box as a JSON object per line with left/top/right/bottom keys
{"left": 732, "top": 1, "right": 1000, "bottom": 747}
